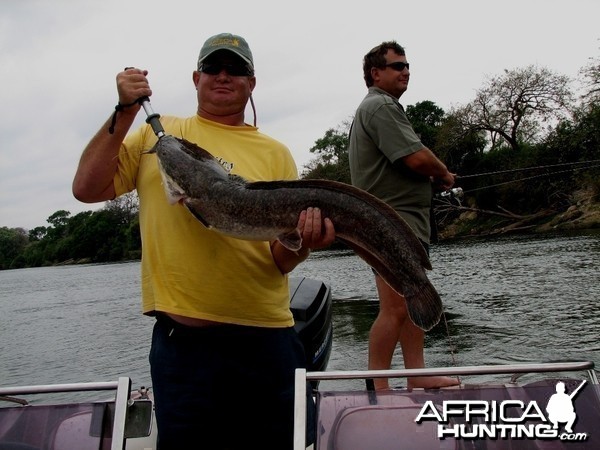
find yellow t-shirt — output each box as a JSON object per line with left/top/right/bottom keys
{"left": 114, "top": 115, "right": 298, "bottom": 327}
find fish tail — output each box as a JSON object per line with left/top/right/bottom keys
{"left": 404, "top": 282, "right": 443, "bottom": 331}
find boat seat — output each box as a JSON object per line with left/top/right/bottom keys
{"left": 0, "top": 444, "right": 41, "bottom": 450}
{"left": 293, "top": 363, "right": 600, "bottom": 450}
{"left": 315, "top": 391, "right": 457, "bottom": 450}
{"left": 0, "top": 377, "right": 134, "bottom": 450}
{"left": 47, "top": 409, "right": 102, "bottom": 450}
{"left": 0, "top": 409, "right": 26, "bottom": 444}
{"left": 0, "top": 403, "right": 105, "bottom": 450}
{"left": 326, "top": 403, "right": 457, "bottom": 450}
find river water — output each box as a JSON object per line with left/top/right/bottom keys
{"left": 1, "top": 230, "right": 599, "bottom": 399}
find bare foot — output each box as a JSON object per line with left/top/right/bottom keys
{"left": 407, "top": 376, "right": 460, "bottom": 389}
{"left": 370, "top": 376, "right": 461, "bottom": 390}
{"left": 373, "top": 379, "right": 391, "bottom": 390}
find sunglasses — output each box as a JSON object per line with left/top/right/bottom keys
{"left": 384, "top": 61, "right": 410, "bottom": 72}
{"left": 199, "top": 62, "right": 253, "bottom": 77}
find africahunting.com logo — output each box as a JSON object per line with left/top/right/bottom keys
{"left": 415, "top": 380, "right": 589, "bottom": 443}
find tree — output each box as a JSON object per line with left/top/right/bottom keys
{"left": 303, "top": 120, "right": 352, "bottom": 183}
{"left": 28, "top": 226, "right": 48, "bottom": 241}
{"left": 434, "top": 113, "right": 487, "bottom": 173}
{"left": 104, "top": 191, "right": 139, "bottom": 227}
{"left": 0, "top": 227, "right": 28, "bottom": 269}
{"left": 540, "top": 103, "right": 600, "bottom": 194}
{"left": 406, "top": 100, "right": 445, "bottom": 149}
{"left": 580, "top": 47, "right": 600, "bottom": 103}
{"left": 307, "top": 120, "right": 351, "bottom": 164}
{"left": 45, "top": 210, "right": 71, "bottom": 241}
{"left": 453, "top": 65, "right": 573, "bottom": 152}
{"left": 47, "top": 210, "right": 71, "bottom": 228}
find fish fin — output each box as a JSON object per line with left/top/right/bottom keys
{"left": 228, "top": 174, "right": 249, "bottom": 186}
{"left": 403, "top": 282, "right": 444, "bottom": 331}
{"left": 341, "top": 237, "right": 442, "bottom": 331}
{"left": 277, "top": 230, "right": 303, "bottom": 252}
{"left": 337, "top": 237, "right": 387, "bottom": 275}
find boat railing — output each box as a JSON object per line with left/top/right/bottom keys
{"left": 0, "top": 377, "right": 148, "bottom": 450}
{"left": 293, "top": 360, "right": 598, "bottom": 450}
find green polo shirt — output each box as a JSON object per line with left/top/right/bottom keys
{"left": 348, "top": 87, "right": 433, "bottom": 243}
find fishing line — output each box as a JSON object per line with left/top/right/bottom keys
{"left": 441, "top": 312, "right": 462, "bottom": 384}
{"left": 460, "top": 162, "right": 600, "bottom": 194}
{"left": 457, "top": 159, "right": 600, "bottom": 180}
{"left": 437, "top": 160, "right": 599, "bottom": 374}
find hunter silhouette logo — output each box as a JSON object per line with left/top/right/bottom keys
{"left": 415, "top": 379, "right": 590, "bottom": 442}
{"left": 546, "top": 380, "right": 586, "bottom": 433}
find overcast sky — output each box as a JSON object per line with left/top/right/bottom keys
{"left": 1, "top": 0, "right": 598, "bottom": 230}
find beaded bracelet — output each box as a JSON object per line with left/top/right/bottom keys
{"left": 108, "top": 99, "right": 140, "bottom": 134}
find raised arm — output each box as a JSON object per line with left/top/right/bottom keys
{"left": 72, "top": 68, "right": 152, "bottom": 203}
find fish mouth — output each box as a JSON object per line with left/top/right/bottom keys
{"left": 157, "top": 161, "right": 188, "bottom": 205}
{"left": 164, "top": 179, "right": 187, "bottom": 204}
{"left": 164, "top": 178, "right": 188, "bottom": 205}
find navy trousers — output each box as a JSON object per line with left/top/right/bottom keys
{"left": 149, "top": 314, "right": 315, "bottom": 449}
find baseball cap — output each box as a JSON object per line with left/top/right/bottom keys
{"left": 197, "top": 33, "right": 254, "bottom": 70}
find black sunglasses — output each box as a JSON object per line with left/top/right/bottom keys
{"left": 199, "top": 62, "right": 253, "bottom": 77}
{"left": 385, "top": 61, "right": 410, "bottom": 72}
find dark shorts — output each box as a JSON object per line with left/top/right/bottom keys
{"left": 149, "top": 314, "right": 315, "bottom": 450}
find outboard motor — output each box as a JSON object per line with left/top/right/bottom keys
{"left": 290, "top": 277, "right": 333, "bottom": 385}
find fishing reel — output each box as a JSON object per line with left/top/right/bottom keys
{"left": 437, "top": 187, "right": 464, "bottom": 200}
{"left": 435, "top": 187, "right": 464, "bottom": 206}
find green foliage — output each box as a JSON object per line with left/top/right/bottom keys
{"left": 303, "top": 121, "right": 352, "bottom": 183}
{"left": 406, "top": 100, "right": 445, "bottom": 149}
{"left": 303, "top": 156, "right": 351, "bottom": 183}
{"left": 1, "top": 193, "right": 142, "bottom": 270}
{"left": 0, "top": 227, "right": 28, "bottom": 269}
{"left": 546, "top": 103, "right": 600, "bottom": 163}
{"left": 302, "top": 93, "right": 599, "bottom": 230}
{"left": 458, "top": 102, "right": 600, "bottom": 215}
{"left": 309, "top": 123, "right": 350, "bottom": 163}
{"left": 28, "top": 226, "right": 47, "bottom": 241}
{"left": 435, "top": 113, "right": 487, "bottom": 173}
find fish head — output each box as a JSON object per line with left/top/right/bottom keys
{"left": 150, "top": 136, "right": 229, "bottom": 203}
{"left": 156, "top": 159, "right": 187, "bottom": 205}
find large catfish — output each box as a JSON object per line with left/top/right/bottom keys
{"left": 150, "top": 135, "right": 443, "bottom": 331}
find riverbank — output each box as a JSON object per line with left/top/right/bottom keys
{"left": 57, "top": 193, "right": 600, "bottom": 265}
{"left": 438, "top": 187, "right": 600, "bottom": 240}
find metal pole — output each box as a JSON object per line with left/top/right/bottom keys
{"left": 293, "top": 368, "right": 307, "bottom": 450}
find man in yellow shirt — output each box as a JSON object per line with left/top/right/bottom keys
{"left": 73, "top": 33, "right": 335, "bottom": 449}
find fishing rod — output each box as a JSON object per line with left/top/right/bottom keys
{"left": 568, "top": 380, "right": 587, "bottom": 400}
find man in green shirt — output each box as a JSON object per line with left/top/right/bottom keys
{"left": 348, "top": 41, "right": 459, "bottom": 390}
